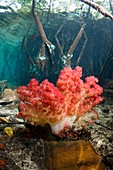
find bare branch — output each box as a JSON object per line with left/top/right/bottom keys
{"left": 23, "top": 24, "right": 35, "bottom": 65}
{"left": 55, "top": 21, "right": 66, "bottom": 56}
{"left": 76, "top": 31, "right": 87, "bottom": 66}
{"left": 80, "top": 0, "right": 113, "bottom": 20}
{"left": 98, "top": 44, "right": 113, "bottom": 79}
{"left": 65, "top": 24, "right": 86, "bottom": 66}
{"left": 32, "top": 0, "right": 55, "bottom": 54}
{"left": 67, "top": 24, "right": 86, "bottom": 57}
{"left": 109, "top": 0, "right": 113, "bottom": 15}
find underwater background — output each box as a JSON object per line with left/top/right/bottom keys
{"left": 0, "top": 0, "right": 113, "bottom": 88}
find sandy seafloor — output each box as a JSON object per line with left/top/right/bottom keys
{"left": 0, "top": 96, "right": 113, "bottom": 170}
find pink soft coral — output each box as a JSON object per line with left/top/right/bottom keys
{"left": 17, "top": 66, "right": 103, "bottom": 134}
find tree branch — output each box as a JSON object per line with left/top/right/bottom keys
{"left": 109, "top": 0, "right": 113, "bottom": 15}
{"left": 32, "top": 0, "right": 55, "bottom": 54}
{"left": 65, "top": 23, "right": 86, "bottom": 66}
{"left": 76, "top": 31, "right": 87, "bottom": 66}
{"left": 98, "top": 44, "right": 113, "bottom": 79}
{"left": 80, "top": 0, "right": 113, "bottom": 20}
{"left": 67, "top": 24, "right": 86, "bottom": 57}
{"left": 23, "top": 24, "right": 35, "bottom": 65}
{"left": 55, "top": 21, "right": 66, "bottom": 56}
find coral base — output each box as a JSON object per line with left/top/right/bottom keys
{"left": 44, "top": 140, "right": 105, "bottom": 170}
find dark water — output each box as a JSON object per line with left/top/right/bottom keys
{"left": 0, "top": 1, "right": 113, "bottom": 88}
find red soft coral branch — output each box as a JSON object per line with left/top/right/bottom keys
{"left": 17, "top": 78, "right": 66, "bottom": 125}
{"left": 17, "top": 66, "right": 103, "bottom": 133}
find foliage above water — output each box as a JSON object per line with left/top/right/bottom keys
{"left": 1, "top": 0, "right": 113, "bottom": 19}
